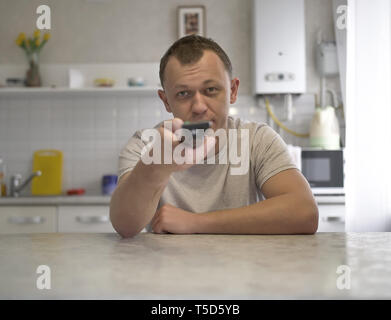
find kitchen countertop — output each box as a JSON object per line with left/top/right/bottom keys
{"left": 0, "top": 194, "right": 344, "bottom": 205}
{"left": 0, "top": 232, "right": 389, "bottom": 299}
{"left": 0, "top": 195, "right": 111, "bottom": 205}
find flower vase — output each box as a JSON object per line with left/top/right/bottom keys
{"left": 25, "top": 52, "right": 42, "bottom": 87}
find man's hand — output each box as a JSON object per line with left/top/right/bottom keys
{"left": 150, "top": 203, "right": 199, "bottom": 234}
{"left": 142, "top": 118, "right": 216, "bottom": 174}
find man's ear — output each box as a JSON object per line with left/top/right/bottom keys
{"left": 158, "top": 89, "right": 172, "bottom": 113}
{"left": 230, "top": 78, "right": 240, "bottom": 104}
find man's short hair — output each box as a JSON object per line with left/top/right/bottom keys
{"left": 159, "top": 35, "right": 233, "bottom": 88}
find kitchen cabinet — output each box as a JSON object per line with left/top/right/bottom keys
{"left": 0, "top": 199, "right": 344, "bottom": 234}
{"left": 0, "top": 203, "right": 114, "bottom": 234}
{"left": 317, "top": 204, "right": 345, "bottom": 232}
{"left": 58, "top": 205, "right": 115, "bottom": 233}
{"left": 0, "top": 206, "right": 57, "bottom": 234}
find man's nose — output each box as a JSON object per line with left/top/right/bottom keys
{"left": 191, "top": 91, "right": 208, "bottom": 114}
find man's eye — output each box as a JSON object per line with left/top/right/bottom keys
{"left": 206, "top": 87, "right": 218, "bottom": 94}
{"left": 177, "top": 91, "right": 189, "bottom": 98}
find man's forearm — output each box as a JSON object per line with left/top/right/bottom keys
{"left": 194, "top": 193, "right": 318, "bottom": 235}
{"left": 110, "top": 161, "right": 171, "bottom": 238}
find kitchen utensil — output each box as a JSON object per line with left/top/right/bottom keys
{"left": 31, "top": 149, "right": 63, "bottom": 195}
{"left": 67, "top": 188, "right": 85, "bottom": 196}
{"left": 309, "top": 106, "right": 340, "bottom": 149}
{"left": 128, "top": 77, "right": 144, "bottom": 86}
{"left": 94, "top": 78, "right": 115, "bottom": 87}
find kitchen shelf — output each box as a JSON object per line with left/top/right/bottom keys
{"left": 0, "top": 86, "right": 162, "bottom": 97}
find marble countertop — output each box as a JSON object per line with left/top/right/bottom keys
{"left": 0, "top": 232, "right": 389, "bottom": 299}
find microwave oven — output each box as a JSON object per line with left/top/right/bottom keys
{"left": 300, "top": 148, "right": 344, "bottom": 195}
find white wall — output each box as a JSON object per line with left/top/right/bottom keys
{"left": 0, "top": 0, "right": 339, "bottom": 95}
{"left": 0, "top": 93, "right": 261, "bottom": 195}
{"left": 0, "top": 0, "right": 342, "bottom": 195}
{"left": 345, "top": 0, "right": 391, "bottom": 231}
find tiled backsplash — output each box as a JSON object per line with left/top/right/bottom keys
{"left": 0, "top": 92, "right": 334, "bottom": 195}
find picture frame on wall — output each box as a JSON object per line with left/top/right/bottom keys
{"left": 177, "top": 6, "right": 206, "bottom": 38}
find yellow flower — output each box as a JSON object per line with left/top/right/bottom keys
{"left": 35, "top": 39, "right": 40, "bottom": 47}
{"left": 34, "top": 30, "right": 40, "bottom": 38}
{"left": 16, "top": 33, "right": 26, "bottom": 42}
{"left": 15, "top": 33, "right": 26, "bottom": 47}
{"left": 43, "top": 33, "right": 50, "bottom": 41}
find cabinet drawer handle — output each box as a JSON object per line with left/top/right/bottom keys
{"left": 76, "top": 216, "right": 109, "bottom": 224}
{"left": 322, "top": 216, "right": 344, "bottom": 222}
{"left": 8, "top": 216, "right": 46, "bottom": 225}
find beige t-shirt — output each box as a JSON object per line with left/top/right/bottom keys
{"left": 118, "top": 117, "right": 297, "bottom": 231}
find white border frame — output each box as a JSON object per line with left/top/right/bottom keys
{"left": 177, "top": 6, "right": 206, "bottom": 38}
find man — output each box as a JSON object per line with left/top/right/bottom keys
{"left": 110, "top": 35, "right": 318, "bottom": 238}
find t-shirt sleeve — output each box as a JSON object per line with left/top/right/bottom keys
{"left": 118, "top": 130, "right": 146, "bottom": 180}
{"left": 251, "top": 125, "right": 298, "bottom": 190}
{"left": 118, "top": 121, "right": 165, "bottom": 179}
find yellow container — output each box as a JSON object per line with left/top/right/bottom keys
{"left": 31, "top": 150, "right": 63, "bottom": 196}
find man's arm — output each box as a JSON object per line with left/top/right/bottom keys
{"left": 110, "top": 117, "right": 216, "bottom": 238}
{"left": 110, "top": 161, "right": 171, "bottom": 238}
{"left": 195, "top": 168, "right": 318, "bottom": 234}
{"left": 151, "top": 168, "right": 318, "bottom": 235}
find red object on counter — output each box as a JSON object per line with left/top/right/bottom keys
{"left": 66, "top": 188, "right": 85, "bottom": 195}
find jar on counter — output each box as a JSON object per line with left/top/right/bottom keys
{"left": 102, "top": 175, "right": 118, "bottom": 195}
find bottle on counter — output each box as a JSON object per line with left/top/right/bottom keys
{"left": 0, "top": 158, "right": 6, "bottom": 197}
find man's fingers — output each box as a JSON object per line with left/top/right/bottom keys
{"left": 191, "top": 135, "right": 216, "bottom": 163}
{"left": 152, "top": 217, "right": 167, "bottom": 234}
{"left": 205, "top": 135, "right": 216, "bottom": 155}
{"left": 150, "top": 210, "right": 160, "bottom": 227}
{"left": 151, "top": 216, "right": 160, "bottom": 233}
{"left": 157, "top": 118, "right": 218, "bottom": 168}
{"left": 172, "top": 118, "right": 184, "bottom": 132}
{"left": 161, "top": 120, "right": 182, "bottom": 146}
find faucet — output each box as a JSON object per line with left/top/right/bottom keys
{"left": 9, "top": 171, "right": 42, "bottom": 197}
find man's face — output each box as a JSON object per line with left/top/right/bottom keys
{"left": 158, "top": 50, "right": 240, "bottom": 131}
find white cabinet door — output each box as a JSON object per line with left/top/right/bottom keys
{"left": 317, "top": 204, "right": 345, "bottom": 232}
{"left": 0, "top": 206, "right": 57, "bottom": 234}
{"left": 58, "top": 205, "right": 115, "bottom": 233}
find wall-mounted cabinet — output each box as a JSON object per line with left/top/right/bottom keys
{"left": 252, "top": 0, "right": 306, "bottom": 94}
